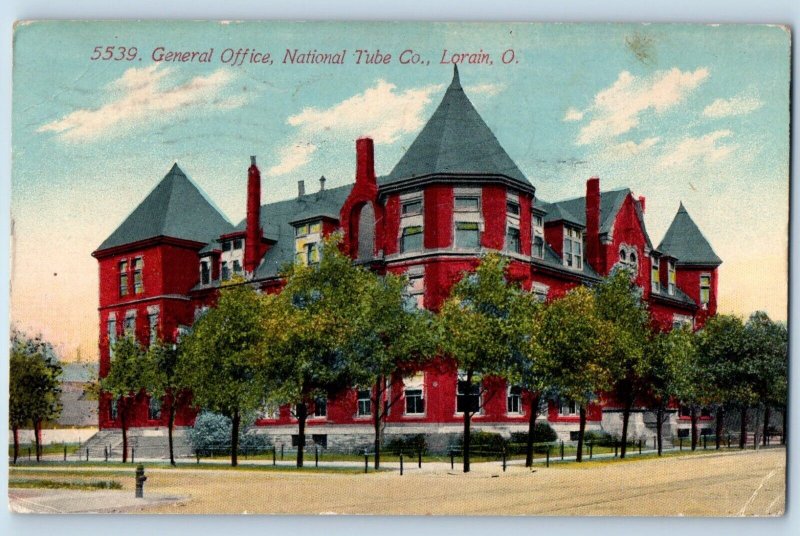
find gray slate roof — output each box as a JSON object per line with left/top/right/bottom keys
{"left": 97, "top": 164, "right": 234, "bottom": 252}
{"left": 657, "top": 203, "right": 721, "bottom": 266}
{"left": 380, "top": 66, "right": 531, "bottom": 188}
{"left": 231, "top": 183, "right": 353, "bottom": 279}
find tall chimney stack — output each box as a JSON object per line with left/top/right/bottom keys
{"left": 638, "top": 195, "right": 646, "bottom": 213}
{"left": 244, "top": 156, "right": 262, "bottom": 274}
{"left": 585, "top": 177, "right": 603, "bottom": 274}
{"left": 319, "top": 175, "right": 326, "bottom": 191}
{"left": 356, "top": 137, "right": 376, "bottom": 185}
{"left": 298, "top": 180, "right": 305, "bottom": 197}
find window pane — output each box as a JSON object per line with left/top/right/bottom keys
{"left": 506, "top": 227, "right": 520, "bottom": 253}
{"left": 401, "top": 226, "right": 423, "bottom": 253}
{"left": 506, "top": 201, "right": 520, "bottom": 215}
{"left": 454, "top": 197, "right": 479, "bottom": 211}
{"left": 402, "top": 200, "right": 422, "bottom": 215}
{"left": 455, "top": 222, "right": 480, "bottom": 249}
{"left": 233, "top": 239, "right": 242, "bottom": 250}
{"left": 533, "top": 236, "right": 544, "bottom": 258}
{"left": 223, "top": 241, "right": 232, "bottom": 251}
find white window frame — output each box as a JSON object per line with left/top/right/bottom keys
{"left": 107, "top": 313, "right": 117, "bottom": 357}
{"left": 312, "top": 397, "right": 327, "bottom": 419}
{"left": 668, "top": 260, "right": 677, "bottom": 296}
{"left": 700, "top": 273, "right": 711, "bottom": 306}
{"left": 356, "top": 389, "right": 372, "bottom": 418}
{"left": 403, "top": 374, "right": 425, "bottom": 416}
{"left": 259, "top": 403, "right": 281, "bottom": 420}
{"left": 532, "top": 213, "right": 545, "bottom": 259}
{"left": 651, "top": 256, "right": 660, "bottom": 293}
{"left": 453, "top": 187, "right": 483, "bottom": 251}
{"left": 405, "top": 267, "right": 425, "bottom": 310}
{"left": 507, "top": 385, "right": 523, "bottom": 415}
{"left": 532, "top": 282, "right": 549, "bottom": 303}
{"left": 147, "top": 306, "right": 160, "bottom": 346}
{"left": 563, "top": 227, "right": 583, "bottom": 270}
{"left": 618, "top": 244, "right": 639, "bottom": 275}
{"left": 124, "top": 310, "right": 136, "bottom": 336}
{"left": 559, "top": 399, "right": 578, "bottom": 416}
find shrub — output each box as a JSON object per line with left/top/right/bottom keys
{"left": 509, "top": 423, "right": 558, "bottom": 454}
{"left": 455, "top": 431, "right": 507, "bottom": 455}
{"left": 189, "top": 411, "right": 272, "bottom": 455}
{"left": 583, "top": 430, "right": 616, "bottom": 446}
{"left": 384, "top": 434, "right": 427, "bottom": 455}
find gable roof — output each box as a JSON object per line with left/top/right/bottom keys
{"left": 380, "top": 66, "right": 531, "bottom": 189}
{"left": 657, "top": 203, "right": 722, "bottom": 266}
{"left": 97, "top": 164, "right": 234, "bottom": 252}
{"left": 230, "top": 183, "right": 353, "bottom": 280}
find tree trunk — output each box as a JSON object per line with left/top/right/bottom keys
{"left": 656, "top": 405, "right": 664, "bottom": 456}
{"left": 296, "top": 402, "right": 307, "bottom": 468}
{"left": 168, "top": 403, "right": 176, "bottom": 466}
{"left": 373, "top": 378, "right": 382, "bottom": 470}
{"left": 576, "top": 405, "right": 586, "bottom": 462}
{"left": 231, "top": 410, "right": 240, "bottom": 467}
{"left": 782, "top": 407, "right": 787, "bottom": 445}
{"left": 763, "top": 405, "right": 771, "bottom": 446}
{"left": 690, "top": 407, "right": 698, "bottom": 451}
{"left": 715, "top": 406, "right": 724, "bottom": 449}
{"left": 462, "top": 371, "right": 474, "bottom": 473}
{"left": 34, "top": 420, "right": 42, "bottom": 462}
{"left": 525, "top": 393, "right": 541, "bottom": 468}
{"left": 739, "top": 406, "right": 748, "bottom": 449}
{"left": 620, "top": 401, "right": 632, "bottom": 459}
{"left": 121, "top": 406, "right": 128, "bottom": 463}
{"left": 13, "top": 426, "right": 19, "bottom": 464}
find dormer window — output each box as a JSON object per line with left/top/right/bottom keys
{"left": 668, "top": 260, "right": 676, "bottom": 295}
{"left": 233, "top": 238, "right": 243, "bottom": 250}
{"left": 294, "top": 220, "right": 323, "bottom": 266}
{"left": 651, "top": 257, "right": 660, "bottom": 293}
{"left": 563, "top": 227, "right": 583, "bottom": 270}
{"left": 618, "top": 245, "right": 639, "bottom": 274}
{"left": 222, "top": 241, "right": 232, "bottom": 252}
{"left": 532, "top": 214, "right": 545, "bottom": 259}
{"left": 200, "top": 260, "right": 210, "bottom": 285}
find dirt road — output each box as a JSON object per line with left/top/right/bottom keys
{"left": 10, "top": 448, "right": 785, "bottom": 516}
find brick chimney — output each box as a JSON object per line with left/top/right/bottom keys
{"left": 585, "top": 177, "right": 603, "bottom": 274}
{"left": 244, "top": 156, "right": 262, "bottom": 274}
{"left": 356, "top": 137, "right": 376, "bottom": 185}
{"left": 638, "top": 195, "right": 646, "bottom": 213}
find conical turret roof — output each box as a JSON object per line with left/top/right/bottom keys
{"left": 657, "top": 203, "right": 721, "bottom": 266}
{"left": 96, "top": 164, "right": 233, "bottom": 252}
{"left": 381, "top": 66, "right": 531, "bottom": 189}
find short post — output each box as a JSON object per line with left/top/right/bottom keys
{"left": 638, "top": 439, "right": 642, "bottom": 455}
{"left": 502, "top": 448, "right": 507, "bottom": 472}
{"left": 546, "top": 446, "right": 550, "bottom": 468}
{"left": 281, "top": 444, "right": 284, "bottom": 461}
{"left": 589, "top": 442, "right": 593, "bottom": 460}
{"left": 28, "top": 447, "right": 31, "bottom": 461}
{"left": 614, "top": 442, "right": 618, "bottom": 458}
{"left": 728, "top": 434, "right": 731, "bottom": 448}
{"left": 135, "top": 464, "right": 147, "bottom": 498}
{"left": 418, "top": 449, "right": 422, "bottom": 469}
{"left": 653, "top": 436, "right": 656, "bottom": 450}
{"left": 196, "top": 451, "right": 200, "bottom": 464}
{"left": 450, "top": 450, "right": 454, "bottom": 470}
{"left": 131, "top": 448, "right": 135, "bottom": 464}
{"left": 400, "top": 453, "right": 404, "bottom": 476}
{"left": 272, "top": 447, "right": 276, "bottom": 466}
{"left": 703, "top": 435, "right": 707, "bottom": 450}
{"left": 315, "top": 446, "right": 319, "bottom": 468}
{"left": 64, "top": 444, "right": 67, "bottom": 461}
{"left": 364, "top": 449, "right": 369, "bottom": 474}
{"left": 753, "top": 433, "right": 757, "bottom": 450}
{"left": 560, "top": 440, "right": 564, "bottom": 460}
{"left": 680, "top": 437, "right": 683, "bottom": 451}
{"left": 86, "top": 448, "right": 89, "bottom": 461}
{"left": 105, "top": 446, "right": 108, "bottom": 462}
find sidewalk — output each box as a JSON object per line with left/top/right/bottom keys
{"left": 9, "top": 488, "right": 188, "bottom": 514}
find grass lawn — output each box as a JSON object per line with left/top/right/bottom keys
{"left": 9, "top": 442, "right": 81, "bottom": 457}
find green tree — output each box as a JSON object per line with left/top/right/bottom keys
{"left": 264, "top": 237, "right": 371, "bottom": 468}
{"left": 743, "top": 312, "right": 788, "bottom": 446}
{"left": 101, "top": 334, "right": 147, "bottom": 462}
{"left": 9, "top": 329, "right": 63, "bottom": 463}
{"left": 593, "top": 269, "right": 650, "bottom": 458}
{"left": 505, "top": 291, "right": 549, "bottom": 467}
{"left": 641, "top": 325, "right": 696, "bottom": 455}
{"left": 180, "top": 281, "right": 270, "bottom": 467}
{"left": 145, "top": 338, "right": 186, "bottom": 466}
{"left": 696, "top": 314, "right": 751, "bottom": 449}
{"left": 540, "top": 287, "right": 616, "bottom": 462}
{"left": 347, "top": 272, "right": 438, "bottom": 469}
{"left": 438, "top": 253, "right": 521, "bottom": 473}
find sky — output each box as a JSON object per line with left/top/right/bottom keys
{"left": 10, "top": 21, "right": 790, "bottom": 362}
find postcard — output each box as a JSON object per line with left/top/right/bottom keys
{"left": 9, "top": 21, "right": 789, "bottom": 516}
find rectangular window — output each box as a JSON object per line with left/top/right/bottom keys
{"left": 506, "top": 200, "right": 520, "bottom": 216}
{"left": 651, "top": 258, "right": 660, "bottom": 293}
{"left": 401, "top": 199, "right": 422, "bottom": 216}
{"left": 404, "top": 374, "right": 425, "bottom": 415}
{"left": 309, "top": 222, "right": 322, "bottom": 234}
{"left": 148, "top": 312, "right": 159, "bottom": 346}
{"left": 454, "top": 196, "right": 480, "bottom": 211}
{"left": 259, "top": 404, "right": 281, "bottom": 420}
{"left": 401, "top": 225, "right": 423, "bottom": 253}
{"left": 700, "top": 274, "right": 711, "bottom": 304}
{"left": 507, "top": 386, "right": 522, "bottom": 414}
{"left": 295, "top": 224, "right": 308, "bottom": 237}
{"left": 559, "top": 400, "right": 578, "bottom": 416}
{"left": 456, "top": 380, "right": 481, "bottom": 414}
{"left": 124, "top": 311, "right": 136, "bottom": 335}
{"left": 678, "top": 428, "right": 690, "bottom": 438}
{"left": 221, "top": 261, "right": 230, "bottom": 281}
{"left": 148, "top": 396, "right": 161, "bottom": 420}
{"left": 107, "top": 316, "right": 117, "bottom": 356}
{"left": 668, "top": 261, "right": 676, "bottom": 295}
{"left": 533, "top": 236, "right": 544, "bottom": 259}
{"left": 233, "top": 238, "right": 243, "bottom": 250}
{"left": 110, "top": 399, "right": 118, "bottom": 421}
{"left": 233, "top": 260, "right": 243, "bottom": 274}
{"left": 563, "top": 228, "right": 583, "bottom": 270}
{"left": 569, "top": 431, "right": 580, "bottom": 441}
{"left": 133, "top": 257, "right": 144, "bottom": 294}
{"left": 506, "top": 227, "right": 521, "bottom": 254}
{"left": 405, "top": 274, "right": 425, "bottom": 310}
{"left": 119, "top": 260, "right": 129, "bottom": 297}
{"left": 532, "top": 283, "right": 549, "bottom": 303}
{"left": 313, "top": 398, "right": 327, "bottom": 418}
{"left": 312, "top": 434, "right": 328, "bottom": 449}
{"left": 455, "top": 221, "right": 480, "bottom": 249}
{"left": 533, "top": 215, "right": 544, "bottom": 229}
{"left": 200, "top": 261, "right": 210, "bottom": 285}
{"left": 357, "top": 389, "right": 372, "bottom": 417}
{"left": 222, "top": 241, "right": 233, "bottom": 251}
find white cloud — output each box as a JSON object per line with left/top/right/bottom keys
{"left": 604, "top": 137, "right": 661, "bottom": 159}
{"left": 563, "top": 107, "right": 584, "bottom": 122}
{"left": 657, "top": 130, "right": 734, "bottom": 169}
{"left": 38, "top": 65, "right": 244, "bottom": 141}
{"left": 702, "top": 94, "right": 763, "bottom": 118}
{"left": 268, "top": 80, "right": 443, "bottom": 177}
{"left": 574, "top": 67, "right": 709, "bottom": 145}
{"left": 464, "top": 83, "right": 506, "bottom": 97}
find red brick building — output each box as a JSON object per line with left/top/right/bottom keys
{"left": 93, "top": 68, "right": 722, "bottom": 446}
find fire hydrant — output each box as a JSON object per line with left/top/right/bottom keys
{"left": 135, "top": 464, "right": 147, "bottom": 498}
